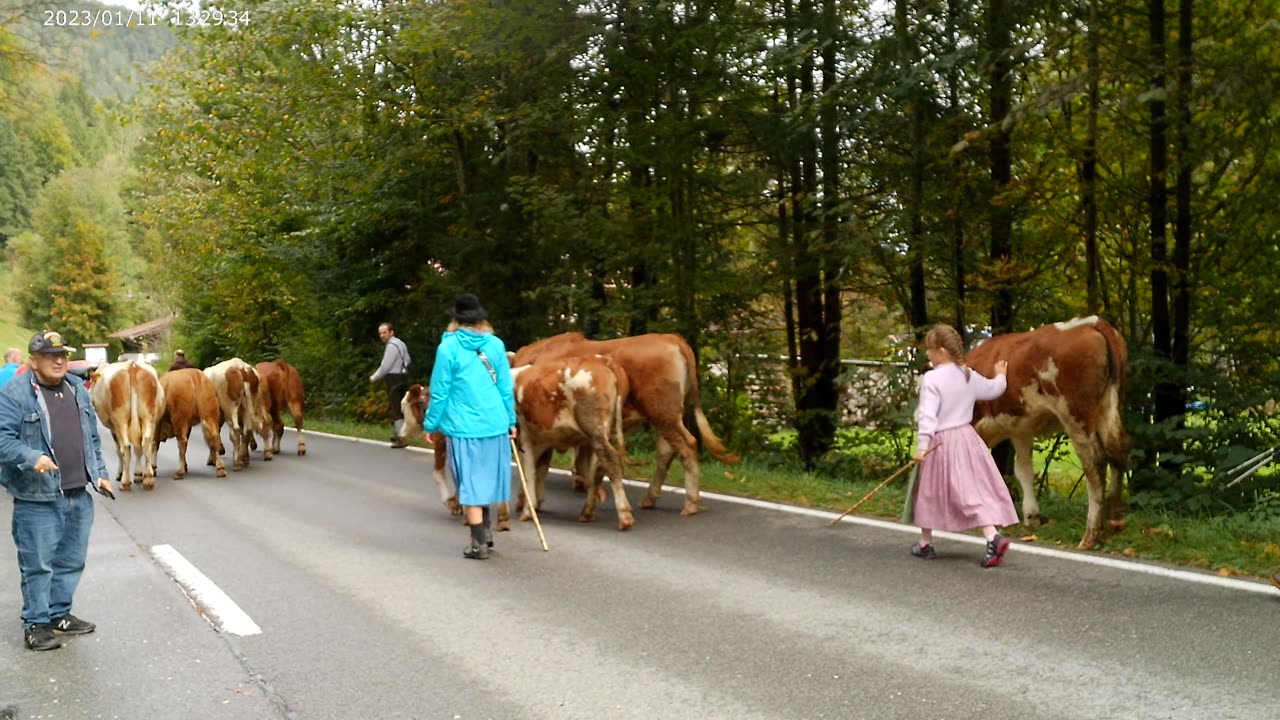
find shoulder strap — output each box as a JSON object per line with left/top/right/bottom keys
{"left": 475, "top": 350, "right": 498, "bottom": 384}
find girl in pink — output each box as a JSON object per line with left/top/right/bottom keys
{"left": 911, "top": 324, "right": 1019, "bottom": 567}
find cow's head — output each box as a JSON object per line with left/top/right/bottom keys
{"left": 399, "top": 384, "right": 430, "bottom": 440}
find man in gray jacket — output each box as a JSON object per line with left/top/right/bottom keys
{"left": 0, "top": 330, "right": 114, "bottom": 651}
{"left": 370, "top": 322, "right": 411, "bottom": 448}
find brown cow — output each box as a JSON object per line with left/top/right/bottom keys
{"left": 203, "top": 358, "right": 262, "bottom": 471}
{"left": 512, "top": 355, "right": 633, "bottom": 530}
{"left": 513, "top": 332, "right": 738, "bottom": 516}
{"left": 156, "top": 368, "right": 226, "bottom": 479}
{"left": 967, "top": 316, "right": 1130, "bottom": 549}
{"left": 254, "top": 359, "right": 307, "bottom": 459}
{"left": 89, "top": 360, "right": 165, "bottom": 491}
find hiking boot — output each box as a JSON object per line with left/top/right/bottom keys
{"left": 51, "top": 614, "right": 95, "bottom": 635}
{"left": 463, "top": 540, "right": 490, "bottom": 560}
{"left": 24, "top": 624, "right": 61, "bottom": 651}
{"left": 910, "top": 542, "right": 937, "bottom": 560}
{"left": 981, "top": 533, "right": 1012, "bottom": 568}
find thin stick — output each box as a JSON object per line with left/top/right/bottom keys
{"left": 830, "top": 443, "right": 942, "bottom": 525}
{"left": 512, "top": 437, "right": 549, "bottom": 552}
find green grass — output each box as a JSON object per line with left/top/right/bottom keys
{"left": 0, "top": 267, "right": 34, "bottom": 351}
{"left": 306, "top": 416, "right": 1280, "bottom": 581}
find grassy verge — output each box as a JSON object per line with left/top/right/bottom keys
{"left": 306, "top": 417, "right": 1280, "bottom": 581}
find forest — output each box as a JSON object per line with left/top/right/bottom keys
{"left": 3, "top": 0, "right": 1280, "bottom": 522}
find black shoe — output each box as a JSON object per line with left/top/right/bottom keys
{"left": 51, "top": 614, "right": 95, "bottom": 635}
{"left": 910, "top": 542, "right": 937, "bottom": 560}
{"left": 463, "top": 540, "right": 490, "bottom": 560}
{"left": 981, "top": 533, "right": 1012, "bottom": 568}
{"left": 390, "top": 437, "right": 409, "bottom": 449}
{"left": 25, "top": 624, "right": 61, "bottom": 651}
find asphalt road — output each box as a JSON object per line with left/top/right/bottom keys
{"left": 2, "top": 428, "right": 1277, "bottom": 719}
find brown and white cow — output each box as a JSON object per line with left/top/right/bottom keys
{"left": 156, "top": 368, "right": 226, "bottom": 479}
{"left": 203, "top": 358, "right": 261, "bottom": 471}
{"left": 513, "top": 332, "right": 738, "bottom": 516}
{"left": 89, "top": 360, "right": 165, "bottom": 491}
{"left": 966, "top": 316, "right": 1130, "bottom": 549}
{"left": 254, "top": 359, "right": 307, "bottom": 459}
{"left": 512, "top": 355, "right": 633, "bottom": 530}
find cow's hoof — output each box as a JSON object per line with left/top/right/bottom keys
{"left": 120, "top": 482, "right": 132, "bottom": 492}
{"left": 617, "top": 513, "right": 635, "bottom": 531}
{"left": 520, "top": 512, "right": 534, "bottom": 523}
{"left": 680, "top": 500, "right": 705, "bottom": 516}
{"left": 233, "top": 463, "right": 244, "bottom": 471}
{"left": 1077, "top": 533, "right": 1100, "bottom": 550}
{"left": 496, "top": 519, "right": 510, "bottom": 532}
{"left": 143, "top": 480, "right": 155, "bottom": 491}
{"left": 172, "top": 472, "right": 185, "bottom": 480}
{"left": 1107, "top": 518, "right": 1128, "bottom": 532}
{"left": 577, "top": 511, "right": 595, "bottom": 523}
{"left": 639, "top": 496, "right": 657, "bottom": 509}
{"left": 264, "top": 453, "right": 273, "bottom": 461}
{"left": 298, "top": 445, "right": 306, "bottom": 456}
{"left": 216, "top": 469, "right": 227, "bottom": 478}
{"left": 1024, "top": 513, "right": 1045, "bottom": 529}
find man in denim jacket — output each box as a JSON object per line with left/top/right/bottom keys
{"left": 0, "top": 331, "right": 114, "bottom": 651}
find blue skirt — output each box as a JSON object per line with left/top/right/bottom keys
{"left": 447, "top": 435, "right": 512, "bottom": 507}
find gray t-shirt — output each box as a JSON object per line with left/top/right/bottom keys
{"left": 39, "top": 382, "right": 89, "bottom": 491}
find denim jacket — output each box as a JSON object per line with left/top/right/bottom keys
{"left": 0, "top": 370, "right": 110, "bottom": 501}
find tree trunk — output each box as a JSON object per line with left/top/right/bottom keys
{"left": 1172, "top": 0, "right": 1192, "bottom": 373}
{"left": 1084, "top": 0, "right": 1101, "bottom": 315}
{"left": 988, "top": 0, "right": 1014, "bottom": 335}
{"left": 947, "top": 0, "right": 967, "bottom": 345}
{"left": 898, "top": 0, "right": 928, "bottom": 336}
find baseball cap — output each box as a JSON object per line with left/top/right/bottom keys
{"left": 29, "top": 331, "right": 77, "bottom": 355}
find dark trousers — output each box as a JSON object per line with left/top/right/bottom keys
{"left": 384, "top": 373, "right": 409, "bottom": 422}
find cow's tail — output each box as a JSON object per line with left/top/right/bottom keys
{"left": 1093, "top": 319, "right": 1131, "bottom": 467}
{"left": 672, "top": 335, "right": 740, "bottom": 465}
{"left": 612, "top": 386, "right": 629, "bottom": 466}
{"left": 126, "top": 363, "right": 143, "bottom": 446}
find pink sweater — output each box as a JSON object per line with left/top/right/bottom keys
{"left": 916, "top": 363, "right": 1007, "bottom": 452}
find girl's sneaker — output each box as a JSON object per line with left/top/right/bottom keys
{"left": 911, "top": 542, "right": 937, "bottom": 559}
{"left": 981, "top": 533, "right": 1012, "bottom": 568}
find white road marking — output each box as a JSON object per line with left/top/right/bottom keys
{"left": 150, "top": 544, "right": 262, "bottom": 636}
{"left": 304, "top": 428, "right": 1279, "bottom": 595}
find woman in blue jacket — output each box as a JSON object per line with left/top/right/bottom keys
{"left": 422, "top": 294, "right": 517, "bottom": 560}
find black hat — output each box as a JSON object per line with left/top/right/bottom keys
{"left": 29, "top": 330, "right": 76, "bottom": 355}
{"left": 446, "top": 293, "right": 488, "bottom": 323}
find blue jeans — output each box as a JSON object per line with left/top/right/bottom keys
{"left": 11, "top": 491, "right": 94, "bottom": 628}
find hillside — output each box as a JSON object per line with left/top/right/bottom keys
{"left": 0, "top": 263, "right": 34, "bottom": 351}
{"left": 3, "top": 0, "right": 176, "bottom": 101}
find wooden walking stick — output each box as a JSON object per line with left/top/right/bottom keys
{"left": 511, "top": 437, "right": 549, "bottom": 552}
{"left": 829, "top": 443, "right": 941, "bottom": 525}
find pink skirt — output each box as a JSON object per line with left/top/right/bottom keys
{"left": 914, "top": 425, "right": 1019, "bottom": 531}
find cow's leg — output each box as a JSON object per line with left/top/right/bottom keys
{"left": 288, "top": 400, "right": 306, "bottom": 456}
{"left": 597, "top": 438, "right": 633, "bottom": 531}
{"left": 433, "top": 455, "right": 460, "bottom": 516}
{"left": 118, "top": 439, "right": 133, "bottom": 491}
{"left": 198, "top": 415, "right": 227, "bottom": 478}
{"left": 495, "top": 501, "right": 510, "bottom": 532}
{"left": 577, "top": 450, "right": 602, "bottom": 523}
{"left": 521, "top": 449, "right": 551, "bottom": 522}
{"left": 1011, "top": 434, "right": 1040, "bottom": 528}
{"left": 640, "top": 434, "right": 676, "bottom": 509}
{"left": 141, "top": 424, "right": 159, "bottom": 490}
{"left": 173, "top": 426, "right": 188, "bottom": 480}
{"left": 1106, "top": 459, "right": 1128, "bottom": 532}
{"left": 1071, "top": 435, "right": 1108, "bottom": 550}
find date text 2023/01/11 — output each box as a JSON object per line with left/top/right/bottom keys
{"left": 42, "top": 7, "right": 249, "bottom": 29}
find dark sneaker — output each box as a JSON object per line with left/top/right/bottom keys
{"left": 25, "top": 624, "right": 61, "bottom": 651}
{"left": 463, "top": 540, "right": 490, "bottom": 560}
{"left": 981, "top": 533, "right": 1012, "bottom": 568}
{"left": 51, "top": 614, "right": 95, "bottom": 635}
{"left": 910, "top": 542, "right": 937, "bottom": 560}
